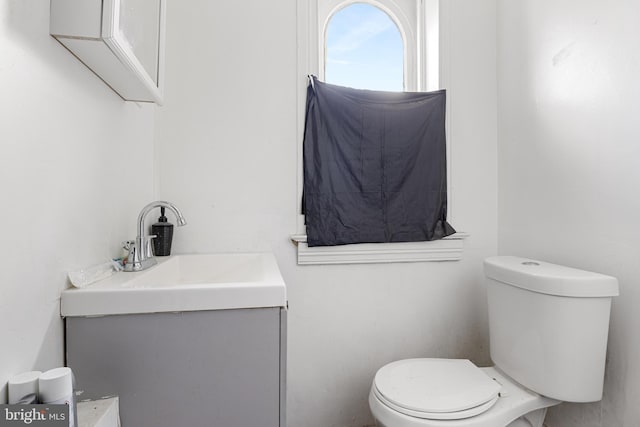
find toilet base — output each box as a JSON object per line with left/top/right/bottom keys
{"left": 379, "top": 408, "right": 547, "bottom": 427}
{"left": 372, "top": 402, "right": 549, "bottom": 427}
{"left": 505, "top": 408, "right": 547, "bottom": 427}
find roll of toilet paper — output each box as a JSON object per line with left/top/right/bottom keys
{"left": 39, "top": 367, "right": 74, "bottom": 403}
{"left": 8, "top": 370, "right": 42, "bottom": 404}
{"left": 39, "top": 367, "right": 77, "bottom": 427}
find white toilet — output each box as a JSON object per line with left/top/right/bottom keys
{"left": 369, "top": 256, "right": 619, "bottom": 427}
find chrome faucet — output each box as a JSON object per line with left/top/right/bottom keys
{"left": 124, "top": 201, "right": 187, "bottom": 272}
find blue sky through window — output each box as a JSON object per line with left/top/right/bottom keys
{"left": 325, "top": 3, "right": 404, "bottom": 91}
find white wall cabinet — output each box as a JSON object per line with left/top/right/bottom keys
{"left": 50, "top": 0, "right": 165, "bottom": 104}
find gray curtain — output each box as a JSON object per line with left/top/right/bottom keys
{"left": 302, "top": 76, "right": 456, "bottom": 247}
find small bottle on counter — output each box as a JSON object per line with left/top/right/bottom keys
{"left": 152, "top": 207, "right": 174, "bottom": 256}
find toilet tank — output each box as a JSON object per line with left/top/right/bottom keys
{"left": 484, "top": 256, "right": 618, "bottom": 402}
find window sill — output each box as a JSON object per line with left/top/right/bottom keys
{"left": 290, "top": 233, "right": 468, "bottom": 265}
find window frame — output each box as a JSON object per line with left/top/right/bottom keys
{"left": 294, "top": 0, "right": 464, "bottom": 264}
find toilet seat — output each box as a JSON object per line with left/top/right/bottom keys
{"left": 373, "top": 359, "right": 501, "bottom": 420}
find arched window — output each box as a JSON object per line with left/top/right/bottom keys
{"left": 324, "top": 3, "right": 404, "bottom": 91}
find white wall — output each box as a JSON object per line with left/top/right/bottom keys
{"left": 156, "top": 0, "right": 497, "bottom": 426}
{"left": 497, "top": 0, "right": 640, "bottom": 426}
{"left": 6, "top": 1, "right": 637, "bottom": 424}
{"left": 0, "top": 0, "right": 155, "bottom": 401}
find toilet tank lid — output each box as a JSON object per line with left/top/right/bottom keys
{"left": 484, "top": 256, "right": 619, "bottom": 298}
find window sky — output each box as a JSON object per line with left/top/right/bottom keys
{"left": 325, "top": 3, "right": 404, "bottom": 92}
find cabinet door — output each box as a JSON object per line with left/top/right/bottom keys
{"left": 114, "top": 0, "right": 162, "bottom": 86}
{"left": 66, "top": 308, "right": 281, "bottom": 427}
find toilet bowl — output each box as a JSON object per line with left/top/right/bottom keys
{"left": 369, "top": 256, "right": 619, "bottom": 427}
{"left": 369, "top": 359, "right": 559, "bottom": 427}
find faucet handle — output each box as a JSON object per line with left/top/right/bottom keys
{"left": 122, "top": 240, "right": 135, "bottom": 251}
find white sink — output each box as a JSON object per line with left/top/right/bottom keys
{"left": 61, "top": 253, "right": 287, "bottom": 317}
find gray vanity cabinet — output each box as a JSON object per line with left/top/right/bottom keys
{"left": 66, "top": 307, "right": 286, "bottom": 427}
